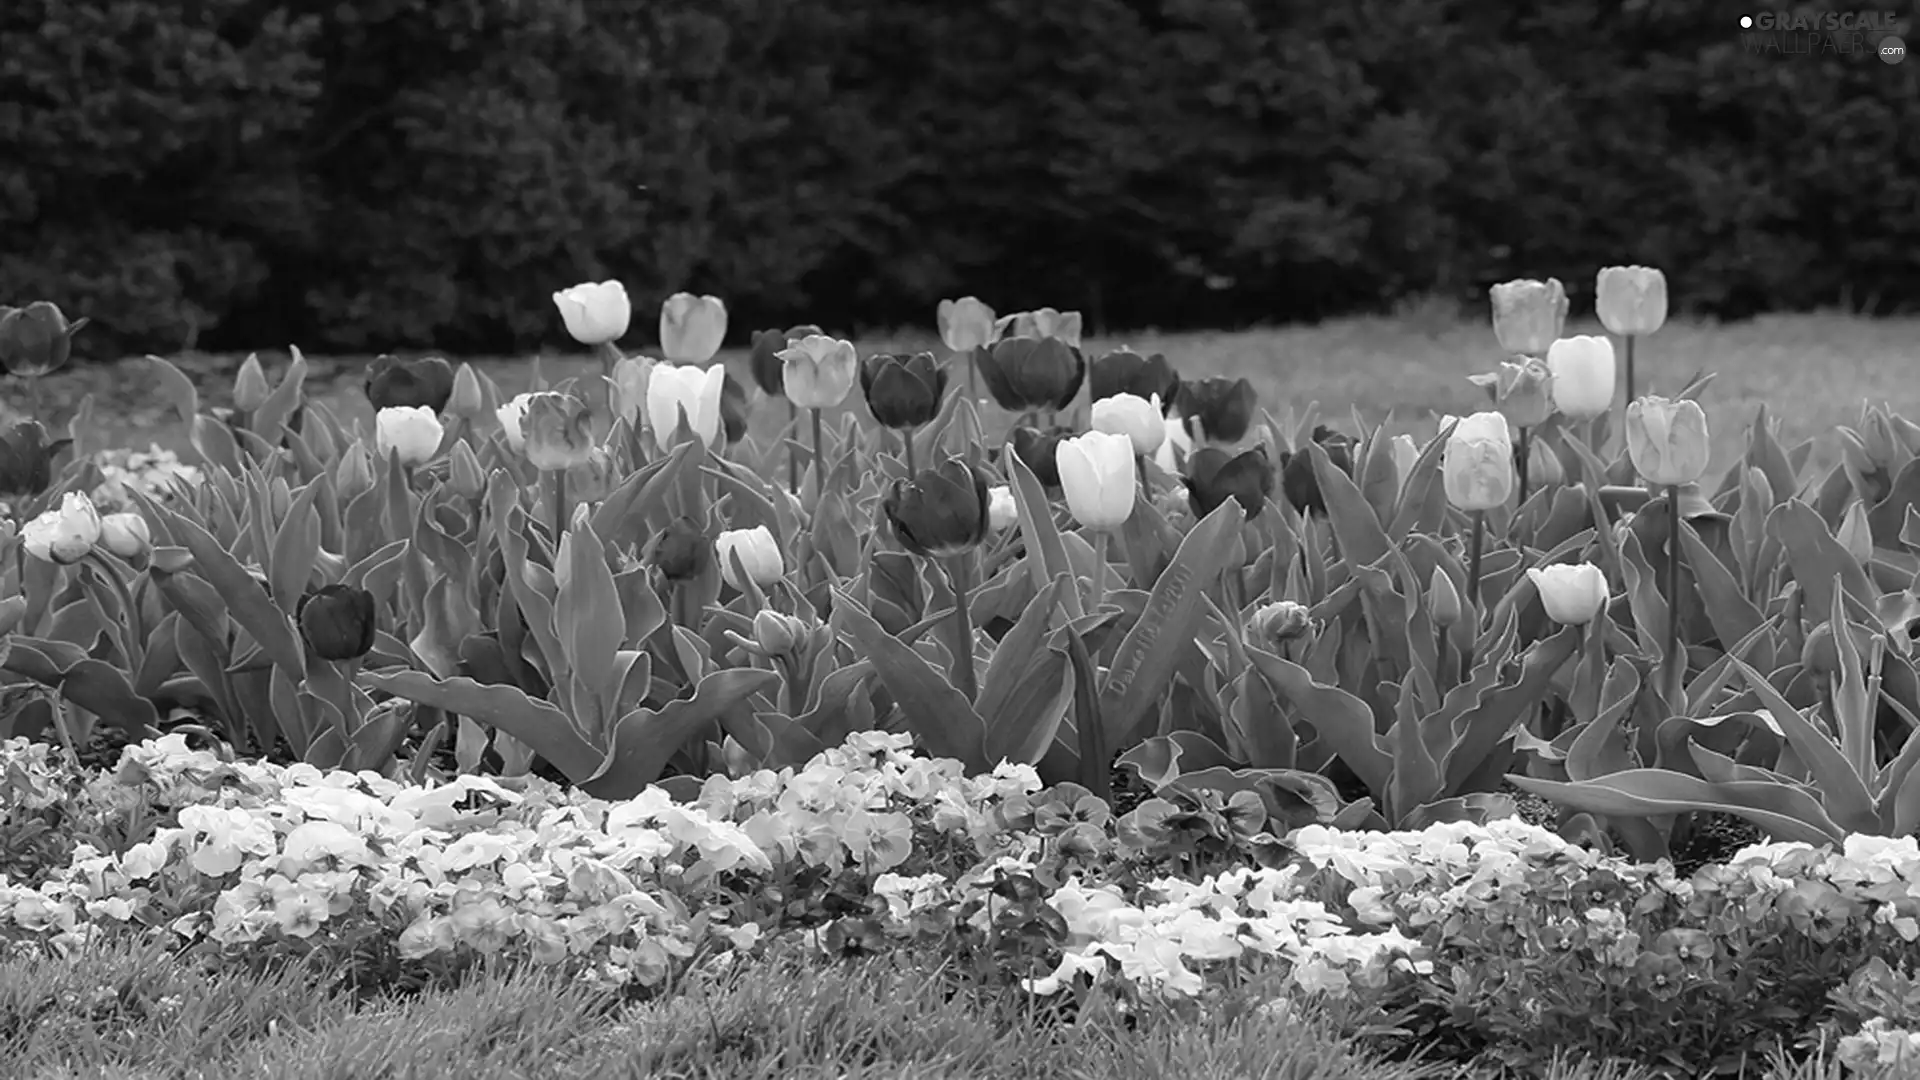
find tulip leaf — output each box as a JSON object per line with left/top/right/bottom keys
{"left": 1387, "top": 686, "right": 1444, "bottom": 821}
{"left": 1243, "top": 645, "right": 1392, "bottom": 796}
{"left": 978, "top": 648, "right": 1074, "bottom": 769}
{"left": 1769, "top": 499, "right": 1875, "bottom": 617}
{"left": 251, "top": 349, "right": 308, "bottom": 442}
{"left": 829, "top": 585, "right": 987, "bottom": 769}
{"left": 554, "top": 519, "right": 625, "bottom": 729}
{"left": 1505, "top": 770, "right": 1845, "bottom": 848}
{"left": 3, "top": 637, "right": 161, "bottom": 737}
{"left": 584, "top": 668, "right": 782, "bottom": 799}
{"left": 1229, "top": 663, "right": 1298, "bottom": 770}
{"left": 1398, "top": 792, "right": 1519, "bottom": 830}
{"left": 1116, "top": 730, "right": 1239, "bottom": 789}
{"left": 268, "top": 480, "right": 323, "bottom": 615}
{"left": 1565, "top": 656, "right": 1643, "bottom": 781}
{"left": 1006, "top": 446, "right": 1083, "bottom": 621}
{"left": 976, "top": 575, "right": 1069, "bottom": 756}
{"left": 357, "top": 669, "right": 600, "bottom": 781}
{"left": 1678, "top": 516, "right": 1764, "bottom": 650}
{"left": 153, "top": 505, "right": 307, "bottom": 679}
{"left": 1726, "top": 655, "right": 1879, "bottom": 833}
{"left": 1171, "top": 765, "right": 1343, "bottom": 831}
{"left": 144, "top": 354, "right": 202, "bottom": 427}
{"left": 1309, "top": 440, "right": 1390, "bottom": 568}
{"left": 1098, "top": 502, "right": 1241, "bottom": 747}
{"left": 1440, "top": 625, "right": 1581, "bottom": 793}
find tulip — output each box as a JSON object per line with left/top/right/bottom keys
{"left": 747, "top": 324, "right": 823, "bottom": 399}
{"left": 0, "top": 301, "right": 88, "bottom": 379}
{"left": 297, "top": 583, "right": 378, "bottom": 661}
{"left": 495, "top": 393, "right": 536, "bottom": 452}
{"left": 1009, "top": 426, "right": 1072, "bottom": 488}
{"left": 447, "top": 362, "right": 486, "bottom": 420}
{"left": 1056, "top": 431, "right": 1136, "bottom": 532}
{"left": 1488, "top": 279, "right": 1568, "bottom": 357}
{"left": 1185, "top": 446, "right": 1275, "bottom": 521}
{"left": 975, "top": 337, "right": 1084, "bottom": 414}
{"left": 1390, "top": 434, "right": 1419, "bottom": 486}
{"left": 861, "top": 352, "right": 947, "bottom": 431}
{"left": 365, "top": 355, "right": 456, "bottom": 412}
{"left": 937, "top": 297, "right": 996, "bottom": 353}
{"left": 1089, "top": 349, "right": 1179, "bottom": 412}
{"left": 1625, "top": 396, "right": 1709, "bottom": 487}
{"left": 552, "top": 281, "right": 631, "bottom": 346}
{"left": 1442, "top": 412, "right": 1513, "bottom": 512}
{"left": 650, "top": 517, "right": 713, "bottom": 582}
{"left": 882, "top": 457, "right": 993, "bottom": 558}
{"left": 780, "top": 336, "right": 858, "bottom": 411}
{"left": 1545, "top": 336, "right": 1616, "bottom": 420}
{"left": 565, "top": 447, "right": 617, "bottom": 504}
{"left": 750, "top": 609, "right": 808, "bottom": 659}
{"left": 1837, "top": 500, "right": 1873, "bottom": 565}
{"left": 1428, "top": 567, "right": 1462, "bottom": 628}
{"left": 1596, "top": 266, "right": 1668, "bottom": 338}
{"left": 1526, "top": 563, "right": 1609, "bottom": 626}
{"left": 1246, "top": 601, "right": 1316, "bottom": 660}
{"left": 98, "top": 512, "right": 151, "bottom": 560}
{"left": 521, "top": 392, "right": 596, "bottom": 472}
{"left": 0, "top": 421, "right": 71, "bottom": 498}
{"left": 448, "top": 439, "right": 485, "bottom": 498}
{"left": 1175, "top": 377, "right": 1258, "bottom": 446}
{"left": 986, "top": 486, "right": 1018, "bottom": 531}
{"left": 1280, "top": 426, "right": 1353, "bottom": 518}
{"left": 647, "top": 363, "right": 726, "bottom": 453}
{"left": 1090, "top": 392, "right": 1165, "bottom": 457}
{"left": 21, "top": 491, "right": 103, "bottom": 564}
{"left": 374, "top": 406, "right": 445, "bottom": 468}
{"left": 335, "top": 443, "right": 375, "bottom": 503}
{"left": 1469, "top": 357, "right": 1553, "bottom": 431}
{"left": 660, "top": 292, "right": 727, "bottom": 364}
{"left": 233, "top": 355, "right": 271, "bottom": 413}
{"left": 610, "top": 356, "right": 653, "bottom": 428}
{"left": 716, "top": 525, "right": 785, "bottom": 591}
{"left": 993, "top": 308, "right": 1083, "bottom": 349}
{"left": 1153, "top": 413, "right": 1193, "bottom": 475}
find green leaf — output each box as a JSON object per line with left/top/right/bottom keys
{"left": 1769, "top": 499, "right": 1875, "bottom": 618}
{"left": 152, "top": 504, "right": 307, "bottom": 678}
{"left": 268, "top": 480, "right": 323, "bottom": 615}
{"left": 1565, "top": 657, "right": 1643, "bottom": 781}
{"left": 1309, "top": 440, "right": 1391, "bottom": 568}
{"left": 358, "top": 669, "right": 600, "bottom": 781}
{"left": 977, "top": 575, "right": 1072, "bottom": 765}
{"left": 554, "top": 518, "right": 625, "bottom": 729}
{"left": 1506, "top": 770, "right": 1845, "bottom": 847}
{"left": 1440, "top": 625, "right": 1581, "bottom": 792}
{"left": 1098, "top": 501, "right": 1241, "bottom": 747}
{"left": 1727, "top": 655, "right": 1879, "bottom": 834}
{"left": 830, "top": 585, "right": 987, "bottom": 769}
{"left": 3, "top": 637, "right": 160, "bottom": 737}
{"left": 251, "top": 349, "right": 308, "bottom": 443}
{"left": 1116, "top": 730, "right": 1240, "bottom": 789}
{"left": 586, "top": 668, "right": 782, "bottom": 798}
{"left": 1243, "top": 645, "right": 1392, "bottom": 795}
{"left": 1006, "top": 446, "right": 1083, "bottom": 620}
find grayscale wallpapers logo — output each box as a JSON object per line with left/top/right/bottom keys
{"left": 1736, "top": 10, "right": 1907, "bottom": 61}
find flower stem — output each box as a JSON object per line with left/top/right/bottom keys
{"left": 904, "top": 427, "right": 917, "bottom": 476}
{"left": 945, "top": 555, "right": 978, "bottom": 702}
{"left": 966, "top": 347, "right": 980, "bottom": 402}
{"left": 27, "top": 376, "right": 43, "bottom": 423}
{"left": 1466, "top": 509, "right": 1487, "bottom": 612}
{"left": 1515, "top": 425, "right": 1532, "bottom": 508}
{"left": 1090, "top": 529, "right": 1109, "bottom": 611}
{"left": 1666, "top": 483, "right": 1686, "bottom": 704}
{"left": 787, "top": 399, "right": 800, "bottom": 494}
{"left": 1623, "top": 334, "right": 1638, "bottom": 409}
{"left": 811, "top": 407, "right": 826, "bottom": 502}
{"left": 84, "top": 552, "right": 144, "bottom": 671}
{"left": 551, "top": 469, "right": 568, "bottom": 545}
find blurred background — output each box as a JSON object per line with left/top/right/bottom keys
{"left": 2, "top": 0, "right": 1915, "bottom": 359}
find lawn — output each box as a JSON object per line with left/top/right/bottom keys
{"left": 27, "top": 312, "right": 1920, "bottom": 474}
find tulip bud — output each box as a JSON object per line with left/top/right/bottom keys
{"left": 1090, "top": 392, "right": 1165, "bottom": 457}
{"left": 1089, "top": 349, "right": 1179, "bottom": 410}
{"left": 335, "top": 443, "right": 375, "bottom": 503}
{"left": 1442, "top": 412, "right": 1514, "bottom": 511}
{"left": 646, "top": 363, "right": 726, "bottom": 452}
{"left": 520, "top": 392, "right": 596, "bottom": 472}
{"left": 1428, "top": 567, "right": 1462, "bottom": 628}
{"left": 1525, "top": 563, "right": 1610, "bottom": 626}
{"left": 447, "top": 362, "right": 486, "bottom": 420}
{"left": 1390, "top": 434, "right": 1419, "bottom": 484}
{"left": 751, "top": 609, "right": 808, "bottom": 658}
{"left": 715, "top": 525, "right": 785, "bottom": 589}
{"left": 0, "top": 301, "right": 88, "bottom": 378}
{"left": 1246, "top": 601, "right": 1316, "bottom": 657}
{"left": 976, "top": 337, "right": 1085, "bottom": 413}
{"left": 365, "top": 355, "right": 456, "bottom": 412}
{"left": 1468, "top": 357, "right": 1553, "bottom": 430}
{"left": 1056, "top": 431, "right": 1137, "bottom": 531}
{"left": 860, "top": 352, "right": 947, "bottom": 429}
{"left": 447, "top": 440, "right": 485, "bottom": 498}
{"left": 650, "top": 517, "right": 712, "bottom": 581}
{"left": 1625, "top": 396, "right": 1710, "bottom": 487}
{"left": 297, "top": 583, "right": 378, "bottom": 661}
{"left": 937, "top": 297, "right": 996, "bottom": 353}
{"left": 1488, "top": 279, "right": 1569, "bottom": 357}
{"left": 20, "top": 491, "right": 102, "bottom": 564}
{"left": 1595, "top": 266, "right": 1668, "bottom": 337}
{"left": 1175, "top": 377, "right": 1258, "bottom": 446}
{"left": 1836, "top": 500, "right": 1873, "bottom": 565}
{"left": 374, "top": 405, "right": 446, "bottom": 468}
{"left": 993, "top": 308, "right": 1083, "bottom": 349}
{"left": 779, "top": 335, "right": 859, "bottom": 411}
{"left": 660, "top": 293, "right": 728, "bottom": 364}
{"left": 98, "top": 512, "right": 151, "bottom": 560}
{"left": 1185, "top": 446, "right": 1274, "bottom": 521}
{"left": 1544, "top": 336, "right": 1616, "bottom": 420}
{"left": 495, "top": 393, "right": 535, "bottom": 452}
{"left": 882, "top": 457, "right": 993, "bottom": 557}
{"left": 0, "top": 420, "right": 72, "bottom": 498}
{"left": 232, "top": 355, "right": 271, "bottom": 413}
{"left": 986, "top": 485, "right": 1018, "bottom": 531}
{"left": 552, "top": 280, "right": 631, "bottom": 346}
{"left": 565, "top": 447, "right": 617, "bottom": 504}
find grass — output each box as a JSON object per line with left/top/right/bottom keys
{"left": 32, "top": 312, "right": 1920, "bottom": 477}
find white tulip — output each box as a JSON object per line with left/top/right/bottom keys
{"left": 22, "top": 492, "right": 102, "bottom": 564}
{"left": 936, "top": 297, "right": 996, "bottom": 353}
{"left": 1090, "top": 393, "right": 1165, "bottom": 457}
{"left": 1526, "top": 563, "right": 1610, "bottom": 626}
{"left": 716, "top": 525, "right": 784, "bottom": 590}
{"left": 993, "top": 307, "right": 1084, "bottom": 349}
{"left": 1056, "top": 430, "right": 1137, "bottom": 531}
{"left": 1546, "top": 335, "right": 1617, "bottom": 420}
{"left": 99, "top": 512, "right": 151, "bottom": 559}
{"left": 987, "top": 485, "right": 1018, "bottom": 531}
{"left": 496, "top": 393, "right": 535, "bottom": 452}
{"left": 1390, "top": 434, "right": 1419, "bottom": 483}
{"left": 375, "top": 406, "right": 445, "bottom": 467}
{"left": 1595, "top": 266, "right": 1668, "bottom": 337}
{"left": 647, "top": 362, "right": 726, "bottom": 452}
{"left": 1153, "top": 413, "right": 1193, "bottom": 474}
{"left": 552, "top": 281, "right": 632, "bottom": 345}
{"left": 660, "top": 293, "right": 728, "bottom": 364}
{"left": 1442, "top": 411, "right": 1514, "bottom": 512}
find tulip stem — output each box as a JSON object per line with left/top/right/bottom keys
{"left": 787, "top": 399, "right": 800, "bottom": 494}
{"left": 1665, "top": 483, "right": 1686, "bottom": 705}
{"left": 1623, "top": 335, "right": 1638, "bottom": 410}
{"left": 1515, "top": 425, "right": 1532, "bottom": 508}
{"left": 551, "top": 470, "right": 568, "bottom": 544}
{"left": 1466, "top": 510, "right": 1487, "bottom": 613}
{"left": 1090, "top": 529, "right": 1110, "bottom": 612}
{"left": 83, "top": 553, "right": 144, "bottom": 672}
{"left": 966, "top": 347, "right": 980, "bottom": 403}
{"left": 904, "top": 428, "right": 917, "bottom": 476}
{"left": 945, "top": 555, "right": 978, "bottom": 702}
{"left": 811, "top": 407, "right": 827, "bottom": 501}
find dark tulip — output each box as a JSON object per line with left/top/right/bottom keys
{"left": 882, "top": 456, "right": 992, "bottom": 558}
{"left": 721, "top": 370, "right": 749, "bottom": 444}
{"left": 1009, "top": 426, "right": 1074, "bottom": 488}
{"left": 1279, "top": 426, "right": 1354, "bottom": 517}
{"left": 861, "top": 351, "right": 947, "bottom": 429}
{"left": 296, "top": 584, "right": 378, "bottom": 661}
{"left": 1185, "top": 446, "right": 1275, "bottom": 520}
{"left": 1089, "top": 349, "right": 1179, "bottom": 413}
{"left": 649, "top": 516, "right": 712, "bottom": 580}
{"left": 365, "top": 355, "right": 457, "bottom": 412}
{"left": 975, "top": 337, "right": 1084, "bottom": 413}
{"left": 0, "top": 421, "right": 72, "bottom": 497}
{"left": 0, "top": 301, "right": 88, "bottom": 378}
{"left": 748, "top": 324, "right": 825, "bottom": 398}
{"left": 1176, "top": 377, "right": 1258, "bottom": 444}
